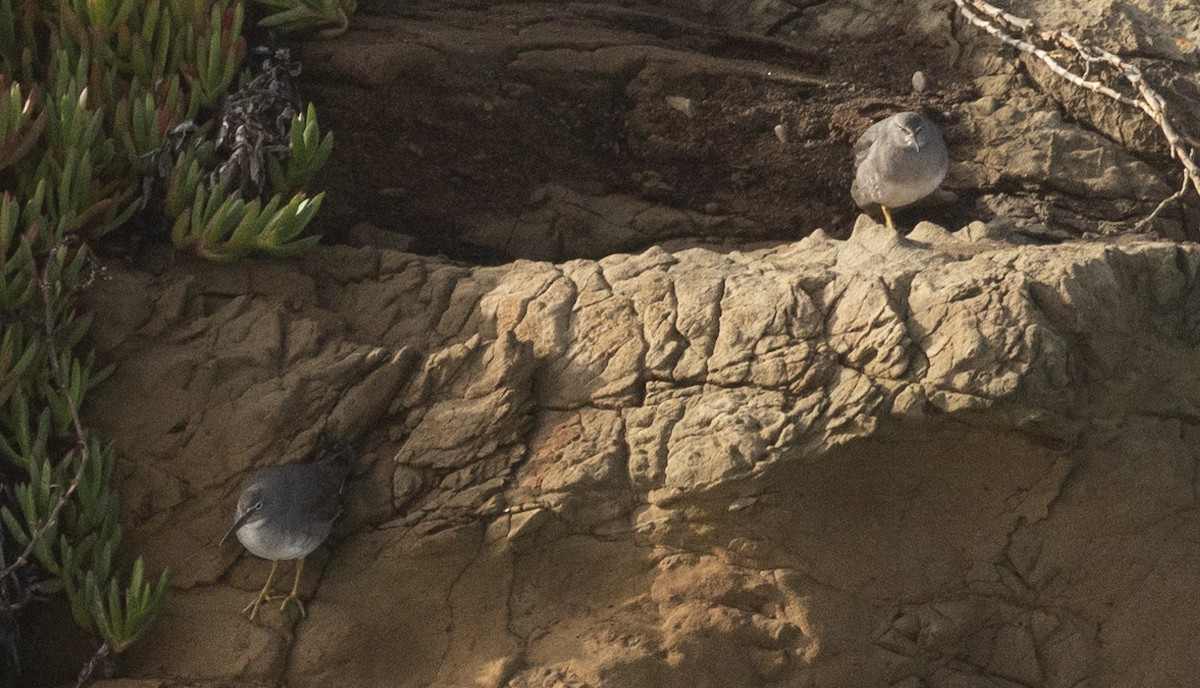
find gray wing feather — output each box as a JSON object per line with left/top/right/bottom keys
{"left": 851, "top": 122, "right": 882, "bottom": 208}
{"left": 279, "top": 453, "right": 353, "bottom": 523}
{"left": 852, "top": 119, "right": 885, "bottom": 169}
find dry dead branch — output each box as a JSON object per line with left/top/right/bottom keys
{"left": 952, "top": 0, "right": 1200, "bottom": 222}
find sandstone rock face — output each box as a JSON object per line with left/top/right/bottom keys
{"left": 60, "top": 1, "right": 1200, "bottom": 687}
{"left": 81, "top": 218, "right": 1200, "bottom": 688}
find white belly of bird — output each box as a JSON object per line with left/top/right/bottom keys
{"left": 876, "top": 173, "right": 943, "bottom": 209}
{"left": 236, "top": 519, "right": 327, "bottom": 561}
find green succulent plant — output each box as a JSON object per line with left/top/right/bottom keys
{"left": 268, "top": 103, "right": 333, "bottom": 195}
{"left": 0, "top": 0, "right": 350, "bottom": 681}
{"left": 171, "top": 179, "right": 323, "bottom": 260}
{"left": 0, "top": 190, "right": 162, "bottom": 680}
{"left": 254, "top": 0, "right": 357, "bottom": 38}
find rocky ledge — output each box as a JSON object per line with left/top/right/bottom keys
{"left": 80, "top": 218, "right": 1200, "bottom": 688}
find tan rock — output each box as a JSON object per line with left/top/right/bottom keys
{"left": 64, "top": 0, "right": 1200, "bottom": 685}
{"left": 76, "top": 220, "right": 1200, "bottom": 686}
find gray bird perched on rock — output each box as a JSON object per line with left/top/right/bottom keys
{"left": 851, "top": 111, "right": 948, "bottom": 230}
{"left": 220, "top": 445, "right": 355, "bottom": 620}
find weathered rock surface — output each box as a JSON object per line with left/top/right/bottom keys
{"left": 303, "top": 0, "right": 1197, "bottom": 262}
{"left": 74, "top": 217, "right": 1200, "bottom": 688}
{"left": 35, "top": 1, "right": 1200, "bottom": 687}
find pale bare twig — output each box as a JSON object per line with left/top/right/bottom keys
{"left": 1137, "top": 172, "right": 1191, "bottom": 231}
{"left": 953, "top": 0, "right": 1139, "bottom": 107}
{"left": 0, "top": 529, "right": 38, "bottom": 613}
{"left": 952, "top": 0, "right": 1200, "bottom": 216}
{"left": 0, "top": 257, "right": 93, "bottom": 582}
{"left": 74, "top": 641, "right": 109, "bottom": 688}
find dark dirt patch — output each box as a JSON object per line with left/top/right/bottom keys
{"left": 300, "top": 2, "right": 983, "bottom": 262}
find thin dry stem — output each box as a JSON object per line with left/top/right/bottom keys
{"left": 1136, "top": 172, "right": 1191, "bottom": 231}
{"left": 0, "top": 534, "right": 37, "bottom": 613}
{"left": 75, "top": 641, "right": 109, "bottom": 688}
{"left": 952, "top": 0, "right": 1200, "bottom": 206}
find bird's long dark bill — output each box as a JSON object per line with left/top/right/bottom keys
{"left": 220, "top": 510, "right": 255, "bottom": 547}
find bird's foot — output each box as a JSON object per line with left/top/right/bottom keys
{"left": 881, "top": 205, "right": 896, "bottom": 231}
{"left": 242, "top": 590, "right": 273, "bottom": 620}
{"left": 279, "top": 592, "right": 307, "bottom": 617}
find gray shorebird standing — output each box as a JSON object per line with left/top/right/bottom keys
{"left": 851, "top": 111, "right": 948, "bottom": 230}
{"left": 220, "top": 446, "right": 354, "bottom": 620}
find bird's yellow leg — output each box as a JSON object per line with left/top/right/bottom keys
{"left": 881, "top": 205, "right": 895, "bottom": 231}
{"left": 279, "top": 558, "right": 307, "bottom": 617}
{"left": 243, "top": 560, "right": 279, "bottom": 620}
